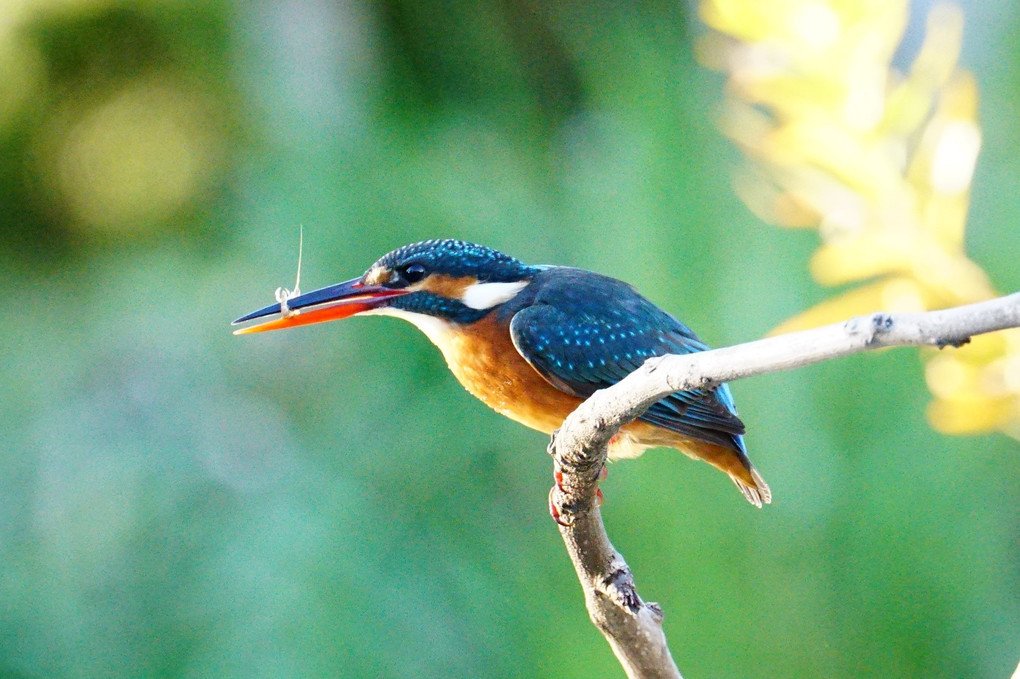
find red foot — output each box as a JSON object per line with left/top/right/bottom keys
{"left": 548, "top": 487, "right": 569, "bottom": 526}
{"left": 557, "top": 466, "right": 605, "bottom": 489}
{"left": 549, "top": 487, "right": 605, "bottom": 526}
{"left": 550, "top": 464, "right": 607, "bottom": 526}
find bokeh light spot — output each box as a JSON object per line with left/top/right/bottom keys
{"left": 0, "top": 34, "right": 44, "bottom": 128}
{"left": 792, "top": 3, "right": 840, "bottom": 50}
{"left": 929, "top": 121, "right": 980, "bottom": 194}
{"left": 880, "top": 278, "right": 925, "bottom": 311}
{"left": 925, "top": 354, "right": 969, "bottom": 400}
{"left": 49, "top": 79, "right": 221, "bottom": 235}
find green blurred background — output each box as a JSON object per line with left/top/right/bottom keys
{"left": 0, "top": 1, "right": 1017, "bottom": 677}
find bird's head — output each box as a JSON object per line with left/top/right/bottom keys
{"left": 233, "top": 239, "right": 537, "bottom": 334}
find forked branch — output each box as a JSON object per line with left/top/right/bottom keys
{"left": 548, "top": 293, "right": 1020, "bottom": 679}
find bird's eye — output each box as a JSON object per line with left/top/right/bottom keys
{"left": 401, "top": 263, "right": 427, "bottom": 284}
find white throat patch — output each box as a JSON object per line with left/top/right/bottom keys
{"left": 459, "top": 280, "right": 528, "bottom": 310}
{"left": 358, "top": 306, "right": 455, "bottom": 348}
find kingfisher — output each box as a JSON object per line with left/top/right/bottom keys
{"left": 233, "top": 239, "right": 770, "bottom": 507}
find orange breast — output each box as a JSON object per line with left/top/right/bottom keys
{"left": 426, "top": 313, "right": 757, "bottom": 487}
{"left": 431, "top": 313, "right": 583, "bottom": 435}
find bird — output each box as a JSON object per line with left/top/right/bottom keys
{"left": 234, "top": 239, "right": 770, "bottom": 507}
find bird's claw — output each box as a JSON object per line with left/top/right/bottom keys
{"left": 553, "top": 464, "right": 606, "bottom": 492}
{"left": 549, "top": 469, "right": 605, "bottom": 526}
{"left": 549, "top": 486, "right": 571, "bottom": 526}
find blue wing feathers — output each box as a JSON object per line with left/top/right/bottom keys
{"left": 507, "top": 267, "right": 745, "bottom": 453}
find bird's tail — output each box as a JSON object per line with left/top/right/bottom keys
{"left": 730, "top": 464, "right": 771, "bottom": 508}
{"left": 677, "top": 436, "right": 772, "bottom": 508}
{"left": 613, "top": 422, "right": 772, "bottom": 506}
{"left": 673, "top": 434, "right": 772, "bottom": 507}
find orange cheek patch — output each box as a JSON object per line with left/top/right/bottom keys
{"left": 421, "top": 274, "right": 477, "bottom": 298}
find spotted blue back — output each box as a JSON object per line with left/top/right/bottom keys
{"left": 504, "top": 266, "right": 746, "bottom": 452}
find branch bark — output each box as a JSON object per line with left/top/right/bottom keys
{"left": 548, "top": 293, "right": 1020, "bottom": 679}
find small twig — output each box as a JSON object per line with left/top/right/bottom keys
{"left": 549, "top": 293, "right": 1020, "bottom": 679}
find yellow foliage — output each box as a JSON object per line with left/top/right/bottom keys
{"left": 702, "top": 0, "right": 1020, "bottom": 437}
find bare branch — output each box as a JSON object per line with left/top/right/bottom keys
{"left": 548, "top": 293, "right": 1020, "bottom": 679}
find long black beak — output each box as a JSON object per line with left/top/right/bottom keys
{"left": 232, "top": 277, "right": 409, "bottom": 334}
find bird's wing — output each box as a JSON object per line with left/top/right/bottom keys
{"left": 507, "top": 271, "right": 745, "bottom": 448}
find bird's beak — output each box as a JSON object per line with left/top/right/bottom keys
{"left": 232, "top": 277, "right": 409, "bottom": 335}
